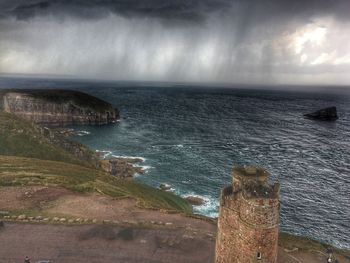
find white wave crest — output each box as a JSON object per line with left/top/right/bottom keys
{"left": 95, "top": 150, "right": 112, "bottom": 159}
{"left": 182, "top": 193, "right": 219, "bottom": 218}
{"left": 76, "top": 130, "right": 91, "bottom": 136}
{"left": 132, "top": 164, "right": 154, "bottom": 173}
{"left": 111, "top": 155, "right": 146, "bottom": 162}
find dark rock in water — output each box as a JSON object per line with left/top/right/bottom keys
{"left": 185, "top": 196, "right": 205, "bottom": 206}
{"left": 159, "top": 184, "right": 172, "bottom": 191}
{"left": 304, "top": 107, "right": 338, "bottom": 121}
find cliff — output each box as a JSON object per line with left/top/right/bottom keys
{"left": 0, "top": 111, "right": 146, "bottom": 177}
{"left": 0, "top": 111, "right": 192, "bottom": 213}
{"left": 0, "top": 110, "right": 98, "bottom": 168}
{"left": 0, "top": 89, "right": 119, "bottom": 125}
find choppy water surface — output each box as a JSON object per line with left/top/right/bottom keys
{"left": 1, "top": 78, "right": 349, "bottom": 249}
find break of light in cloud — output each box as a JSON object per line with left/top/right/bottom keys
{"left": 0, "top": 0, "right": 350, "bottom": 85}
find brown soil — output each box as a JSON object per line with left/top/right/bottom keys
{"left": 0, "top": 223, "right": 214, "bottom": 263}
{"left": 0, "top": 223, "right": 345, "bottom": 263}
{"left": 0, "top": 186, "right": 214, "bottom": 232}
{"left": 0, "top": 186, "right": 348, "bottom": 263}
{"left": 47, "top": 193, "right": 214, "bottom": 231}
{"left": 0, "top": 186, "right": 72, "bottom": 210}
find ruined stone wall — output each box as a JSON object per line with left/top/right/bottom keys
{"left": 216, "top": 185, "right": 279, "bottom": 263}
{"left": 239, "top": 196, "right": 279, "bottom": 228}
{"left": 0, "top": 95, "right": 3, "bottom": 110}
{"left": 2, "top": 92, "right": 118, "bottom": 125}
{"left": 216, "top": 204, "right": 240, "bottom": 263}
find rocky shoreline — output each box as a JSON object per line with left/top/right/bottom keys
{"left": 100, "top": 157, "right": 145, "bottom": 178}
{"left": 0, "top": 89, "right": 349, "bottom": 263}
{"left": 46, "top": 126, "right": 146, "bottom": 178}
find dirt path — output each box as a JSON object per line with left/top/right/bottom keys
{"left": 0, "top": 223, "right": 215, "bottom": 263}
{"left": 0, "top": 186, "right": 71, "bottom": 211}
{"left": 46, "top": 192, "right": 215, "bottom": 231}
{"left": 0, "top": 186, "right": 215, "bottom": 232}
{"left": 0, "top": 222, "right": 345, "bottom": 263}
{"left": 0, "top": 186, "right": 348, "bottom": 263}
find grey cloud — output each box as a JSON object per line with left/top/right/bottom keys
{"left": 0, "top": 0, "right": 231, "bottom": 22}
{"left": 0, "top": 0, "right": 349, "bottom": 23}
{"left": 0, "top": 0, "right": 349, "bottom": 85}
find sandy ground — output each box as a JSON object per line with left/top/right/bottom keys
{"left": 0, "top": 186, "right": 347, "bottom": 263}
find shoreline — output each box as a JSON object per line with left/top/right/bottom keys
{"left": 0, "top": 88, "right": 348, "bottom": 261}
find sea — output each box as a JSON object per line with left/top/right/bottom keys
{"left": 0, "top": 77, "right": 349, "bottom": 249}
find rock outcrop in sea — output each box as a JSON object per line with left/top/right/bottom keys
{"left": 100, "top": 158, "right": 144, "bottom": 178}
{"left": 185, "top": 196, "right": 205, "bottom": 206}
{"left": 0, "top": 89, "right": 119, "bottom": 125}
{"left": 159, "top": 184, "right": 172, "bottom": 191}
{"left": 304, "top": 106, "right": 338, "bottom": 121}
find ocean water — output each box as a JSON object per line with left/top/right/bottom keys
{"left": 0, "top": 78, "right": 349, "bottom": 249}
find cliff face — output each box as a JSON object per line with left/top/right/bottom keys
{"left": 39, "top": 126, "right": 100, "bottom": 168}
{"left": 0, "top": 110, "right": 98, "bottom": 168}
{"left": 1, "top": 90, "right": 119, "bottom": 125}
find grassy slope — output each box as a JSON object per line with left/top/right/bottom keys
{"left": 0, "top": 89, "right": 115, "bottom": 112}
{"left": 0, "top": 111, "right": 90, "bottom": 166}
{"left": 0, "top": 156, "right": 191, "bottom": 213}
{"left": 0, "top": 111, "right": 191, "bottom": 213}
{"left": 279, "top": 232, "right": 350, "bottom": 262}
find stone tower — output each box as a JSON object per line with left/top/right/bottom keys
{"left": 215, "top": 166, "right": 280, "bottom": 263}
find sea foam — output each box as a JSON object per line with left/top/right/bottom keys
{"left": 76, "top": 130, "right": 91, "bottom": 136}
{"left": 95, "top": 150, "right": 112, "bottom": 159}
{"left": 183, "top": 193, "right": 219, "bottom": 218}
{"left": 111, "top": 155, "right": 146, "bottom": 162}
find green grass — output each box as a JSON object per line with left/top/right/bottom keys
{"left": 279, "top": 232, "right": 350, "bottom": 262}
{"left": 0, "top": 110, "right": 191, "bottom": 213}
{"left": 0, "top": 155, "right": 192, "bottom": 213}
{"left": 0, "top": 111, "right": 91, "bottom": 167}
{"left": 0, "top": 89, "right": 115, "bottom": 113}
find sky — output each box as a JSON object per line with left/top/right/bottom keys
{"left": 0, "top": 0, "right": 349, "bottom": 85}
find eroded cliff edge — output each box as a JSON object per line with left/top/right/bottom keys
{"left": 0, "top": 89, "right": 119, "bottom": 125}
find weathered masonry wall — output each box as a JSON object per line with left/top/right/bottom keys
{"left": 0, "top": 96, "right": 3, "bottom": 110}
{"left": 215, "top": 167, "right": 280, "bottom": 263}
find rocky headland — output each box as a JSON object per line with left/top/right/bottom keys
{"left": 0, "top": 89, "right": 119, "bottom": 125}
{"left": 304, "top": 106, "right": 338, "bottom": 121}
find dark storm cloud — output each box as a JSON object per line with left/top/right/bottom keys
{"left": 0, "top": 0, "right": 350, "bottom": 85}
{"left": 0, "top": 0, "right": 230, "bottom": 22}
{"left": 0, "top": 0, "right": 349, "bottom": 23}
